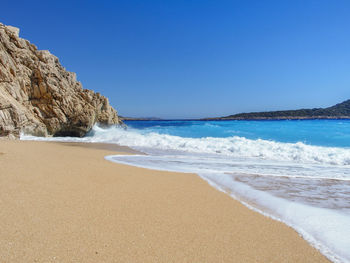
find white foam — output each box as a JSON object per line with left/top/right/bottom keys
{"left": 21, "top": 125, "right": 350, "bottom": 167}
{"left": 21, "top": 125, "right": 350, "bottom": 262}
{"left": 106, "top": 154, "right": 350, "bottom": 263}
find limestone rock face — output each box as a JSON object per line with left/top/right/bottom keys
{"left": 0, "top": 23, "right": 122, "bottom": 138}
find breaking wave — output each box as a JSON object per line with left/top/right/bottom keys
{"left": 22, "top": 125, "right": 350, "bottom": 167}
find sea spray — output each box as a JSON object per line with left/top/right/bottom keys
{"left": 23, "top": 124, "right": 350, "bottom": 167}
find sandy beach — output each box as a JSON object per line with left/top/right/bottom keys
{"left": 0, "top": 140, "right": 329, "bottom": 262}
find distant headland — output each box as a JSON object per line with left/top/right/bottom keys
{"left": 203, "top": 99, "right": 350, "bottom": 120}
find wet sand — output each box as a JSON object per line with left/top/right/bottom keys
{"left": 0, "top": 140, "right": 329, "bottom": 262}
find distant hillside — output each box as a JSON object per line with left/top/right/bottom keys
{"left": 205, "top": 99, "right": 350, "bottom": 120}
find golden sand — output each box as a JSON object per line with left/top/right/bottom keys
{"left": 0, "top": 140, "right": 329, "bottom": 262}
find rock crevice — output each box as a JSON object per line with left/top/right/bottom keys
{"left": 0, "top": 23, "right": 122, "bottom": 138}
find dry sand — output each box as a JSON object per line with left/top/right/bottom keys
{"left": 0, "top": 140, "right": 329, "bottom": 262}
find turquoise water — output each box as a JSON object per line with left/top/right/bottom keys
{"left": 22, "top": 119, "right": 350, "bottom": 262}
{"left": 125, "top": 119, "right": 350, "bottom": 148}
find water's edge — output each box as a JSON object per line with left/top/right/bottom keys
{"left": 21, "top": 122, "right": 350, "bottom": 263}
{"left": 105, "top": 154, "right": 347, "bottom": 263}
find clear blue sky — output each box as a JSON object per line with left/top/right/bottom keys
{"left": 2, "top": 0, "right": 350, "bottom": 118}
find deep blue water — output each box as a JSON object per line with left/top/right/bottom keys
{"left": 124, "top": 119, "right": 350, "bottom": 148}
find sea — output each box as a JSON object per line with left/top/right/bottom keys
{"left": 22, "top": 119, "right": 350, "bottom": 263}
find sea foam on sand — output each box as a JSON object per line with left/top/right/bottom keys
{"left": 22, "top": 125, "right": 350, "bottom": 262}
{"left": 106, "top": 154, "right": 350, "bottom": 263}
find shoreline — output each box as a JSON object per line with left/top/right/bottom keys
{"left": 0, "top": 140, "right": 329, "bottom": 262}
{"left": 124, "top": 117, "right": 350, "bottom": 121}
{"left": 55, "top": 142, "right": 143, "bottom": 154}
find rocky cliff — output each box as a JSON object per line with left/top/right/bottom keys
{"left": 0, "top": 23, "right": 122, "bottom": 138}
